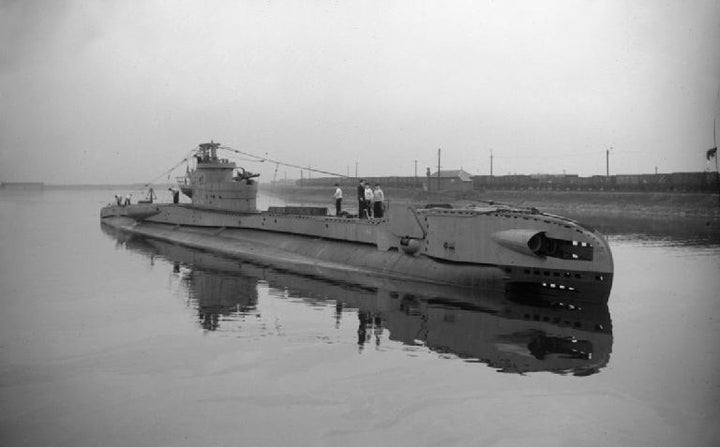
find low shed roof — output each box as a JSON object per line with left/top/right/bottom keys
{"left": 429, "top": 169, "right": 473, "bottom": 182}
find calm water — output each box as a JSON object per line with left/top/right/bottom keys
{"left": 1, "top": 189, "right": 719, "bottom": 447}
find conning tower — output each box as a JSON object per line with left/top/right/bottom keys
{"left": 180, "top": 141, "right": 259, "bottom": 213}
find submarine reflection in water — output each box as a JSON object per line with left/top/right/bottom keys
{"left": 104, "top": 226, "right": 613, "bottom": 376}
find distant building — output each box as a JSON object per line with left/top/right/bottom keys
{"left": 425, "top": 169, "right": 473, "bottom": 192}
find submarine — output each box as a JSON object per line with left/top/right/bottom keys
{"left": 100, "top": 141, "right": 614, "bottom": 303}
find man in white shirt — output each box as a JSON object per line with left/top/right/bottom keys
{"left": 372, "top": 184, "right": 385, "bottom": 218}
{"left": 363, "top": 183, "right": 374, "bottom": 218}
{"left": 333, "top": 183, "right": 343, "bottom": 216}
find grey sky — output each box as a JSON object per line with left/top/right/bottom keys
{"left": 1, "top": 0, "right": 718, "bottom": 184}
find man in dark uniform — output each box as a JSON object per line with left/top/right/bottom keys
{"left": 357, "top": 179, "right": 366, "bottom": 218}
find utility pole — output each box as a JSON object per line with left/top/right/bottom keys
{"left": 606, "top": 147, "right": 611, "bottom": 177}
{"left": 490, "top": 149, "right": 494, "bottom": 176}
{"left": 414, "top": 160, "right": 418, "bottom": 187}
{"left": 437, "top": 148, "right": 441, "bottom": 192}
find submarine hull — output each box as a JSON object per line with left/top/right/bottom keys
{"left": 100, "top": 204, "right": 613, "bottom": 304}
{"left": 101, "top": 215, "right": 508, "bottom": 290}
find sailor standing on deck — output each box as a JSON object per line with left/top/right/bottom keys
{"left": 372, "top": 183, "right": 385, "bottom": 218}
{"left": 364, "top": 183, "right": 374, "bottom": 218}
{"left": 357, "top": 179, "right": 366, "bottom": 218}
{"left": 333, "top": 183, "right": 343, "bottom": 216}
{"left": 169, "top": 187, "right": 180, "bottom": 204}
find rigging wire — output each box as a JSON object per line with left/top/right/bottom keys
{"left": 145, "top": 149, "right": 196, "bottom": 186}
{"left": 219, "top": 146, "right": 349, "bottom": 178}
{"left": 128, "top": 148, "right": 196, "bottom": 198}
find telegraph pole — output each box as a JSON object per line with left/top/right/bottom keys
{"left": 414, "top": 160, "right": 418, "bottom": 187}
{"left": 606, "top": 147, "right": 611, "bottom": 177}
{"left": 490, "top": 149, "right": 494, "bottom": 176}
{"left": 437, "top": 148, "right": 441, "bottom": 192}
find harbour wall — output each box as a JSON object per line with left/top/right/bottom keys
{"left": 295, "top": 171, "right": 720, "bottom": 194}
